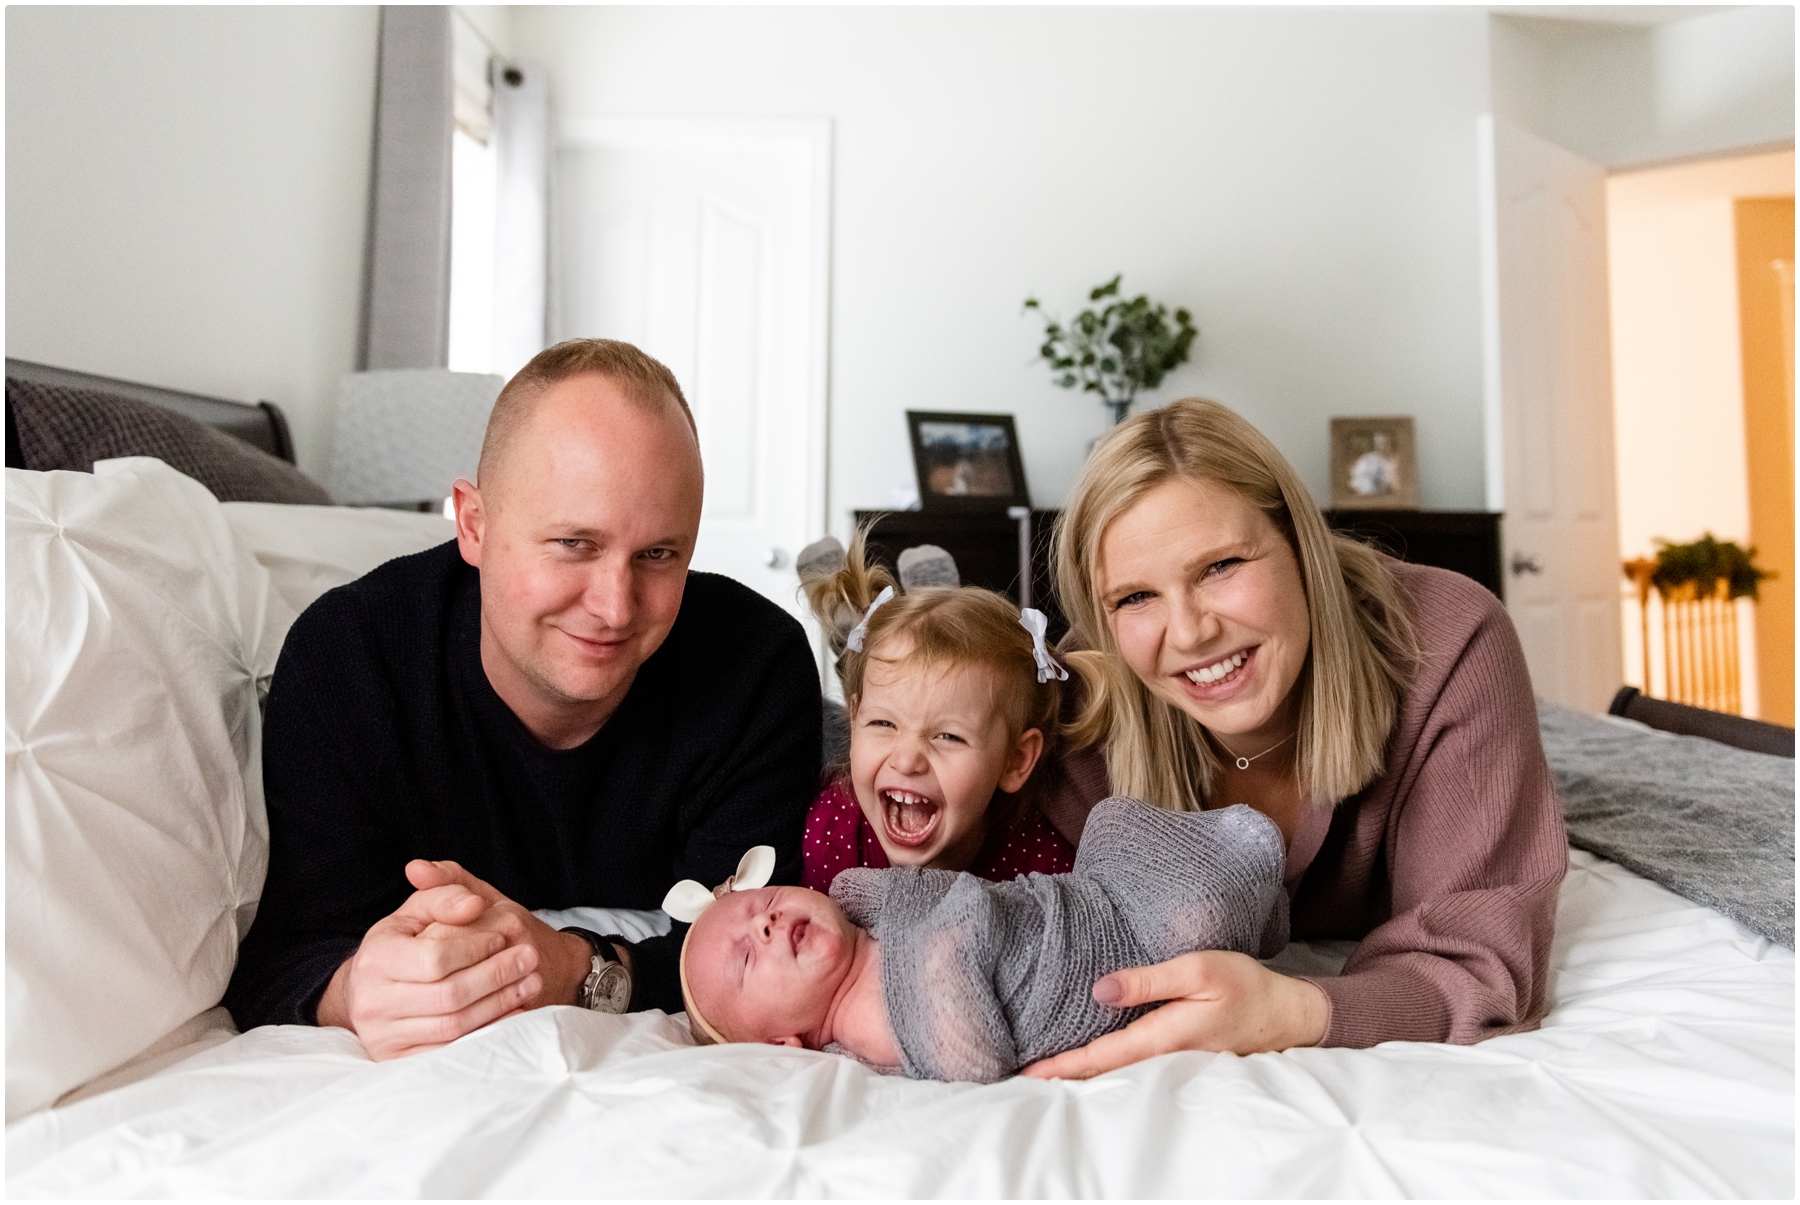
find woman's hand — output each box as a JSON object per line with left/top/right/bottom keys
{"left": 1020, "top": 951, "right": 1330, "bottom": 1080}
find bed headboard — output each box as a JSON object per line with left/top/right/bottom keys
{"left": 4, "top": 358, "right": 297, "bottom": 464}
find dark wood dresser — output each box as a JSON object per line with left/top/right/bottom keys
{"left": 1321, "top": 509, "right": 1504, "bottom": 599}
{"left": 853, "top": 506, "right": 1504, "bottom": 641}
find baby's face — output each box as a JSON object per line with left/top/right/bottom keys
{"left": 685, "top": 886, "right": 860, "bottom": 1045}
{"left": 850, "top": 651, "right": 1034, "bottom": 870}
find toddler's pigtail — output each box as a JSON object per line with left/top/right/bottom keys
{"left": 797, "top": 526, "right": 898, "bottom": 667}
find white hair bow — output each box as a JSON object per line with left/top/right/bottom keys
{"left": 844, "top": 585, "right": 895, "bottom": 653}
{"left": 1018, "top": 608, "right": 1070, "bottom": 684}
{"left": 662, "top": 846, "right": 777, "bottom": 924}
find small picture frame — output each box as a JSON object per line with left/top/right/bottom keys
{"left": 906, "top": 411, "right": 1030, "bottom": 512}
{"left": 1330, "top": 416, "right": 1419, "bottom": 510}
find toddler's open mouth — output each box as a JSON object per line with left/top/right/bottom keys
{"left": 879, "top": 787, "right": 940, "bottom": 849}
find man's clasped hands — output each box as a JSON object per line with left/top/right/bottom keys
{"left": 315, "top": 860, "right": 601, "bottom": 1061}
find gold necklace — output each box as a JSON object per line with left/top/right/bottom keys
{"left": 1211, "top": 729, "right": 1296, "bottom": 771}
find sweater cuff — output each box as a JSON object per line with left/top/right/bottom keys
{"left": 224, "top": 936, "right": 359, "bottom": 1031}
{"left": 627, "top": 927, "right": 688, "bottom": 1015}
{"left": 1304, "top": 966, "right": 1455, "bottom": 1048}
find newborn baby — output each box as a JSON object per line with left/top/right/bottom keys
{"left": 676, "top": 796, "right": 1287, "bottom": 1083}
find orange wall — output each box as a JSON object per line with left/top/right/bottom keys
{"left": 1736, "top": 197, "right": 1795, "bottom": 725}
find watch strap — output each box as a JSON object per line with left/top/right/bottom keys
{"left": 561, "top": 926, "right": 616, "bottom": 963}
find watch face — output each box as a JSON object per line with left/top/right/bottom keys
{"left": 596, "top": 963, "right": 631, "bottom": 1013}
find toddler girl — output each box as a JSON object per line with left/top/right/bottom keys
{"left": 797, "top": 533, "right": 1075, "bottom": 891}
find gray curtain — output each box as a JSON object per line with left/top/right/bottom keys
{"left": 361, "top": 6, "right": 453, "bottom": 371}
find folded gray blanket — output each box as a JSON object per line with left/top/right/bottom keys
{"left": 1538, "top": 700, "right": 1794, "bottom": 946}
{"left": 830, "top": 797, "right": 1288, "bottom": 1083}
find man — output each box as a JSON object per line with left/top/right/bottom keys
{"left": 224, "top": 340, "right": 822, "bottom": 1059}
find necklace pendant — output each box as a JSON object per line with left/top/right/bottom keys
{"left": 1235, "top": 756, "right": 1251, "bottom": 770}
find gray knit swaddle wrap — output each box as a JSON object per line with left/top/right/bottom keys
{"left": 828, "top": 796, "right": 1288, "bottom": 1083}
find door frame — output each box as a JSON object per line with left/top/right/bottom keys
{"left": 1477, "top": 116, "right": 1508, "bottom": 516}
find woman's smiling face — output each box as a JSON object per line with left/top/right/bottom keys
{"left": 1097, "top": 476, "right": 1312, "bottom": 748}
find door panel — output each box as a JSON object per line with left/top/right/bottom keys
{"left": 552, "top": 119, "right": 830, "bottom": 641}
{"left": 1481, "top": 118, "right": 1624, "bottom": 711}
{"left": 1576, "top": 597, "right": 1616, "bottom": 708}
{"left": 1515, "top": 602, "right": 1564, "bottom": 699}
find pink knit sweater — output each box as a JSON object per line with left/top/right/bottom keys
{"left": 1038, "top": 559, "right": 1567, "bottom": 1047}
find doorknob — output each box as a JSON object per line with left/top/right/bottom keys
{"left": 767, "top": 547, "right": 790, "bottom": 570}
{"left": 1510, "top": 552, "right": 1543, "bottom": 576}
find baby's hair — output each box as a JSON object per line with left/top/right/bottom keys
{"left": 801, "top": 527, "right": 1064, "bottom": 821}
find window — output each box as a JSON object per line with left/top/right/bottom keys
{"left": 448, "top": 128, "right": 497, "bottom": 374}
{"left": 447, "top": 9, "right": 498, "bottom": 374}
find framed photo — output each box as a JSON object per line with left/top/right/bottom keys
{"left": 1330, "top": 416, "right": 1419, "bottom": 510}
{"left": 906, "top": 411, "right": 1030, "bottom": 512}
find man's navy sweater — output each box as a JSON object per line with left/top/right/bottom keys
{"left": 224, "top": 541, "right": 822, "bottom": 1029}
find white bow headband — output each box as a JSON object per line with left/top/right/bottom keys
{"left": 1018, "top": 607, "right": 1069, "bottom": 684}
{"left": 662, "top": 845, "right": 776, "bottom": 924}
{"left": 666, "top": 846, "right": 776, "bottom": 1047}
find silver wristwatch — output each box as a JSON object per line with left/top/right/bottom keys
{"left": 562, "top": 927, "right": 632, "bottom": 1014}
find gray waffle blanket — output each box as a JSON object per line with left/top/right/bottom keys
{"left": 1538, "top": 700, "right": 1794, "bottom": 946}
{"left": 830, "top": 797, "right": 1288, "bottom": 1083}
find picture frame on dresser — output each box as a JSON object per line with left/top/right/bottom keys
{"left": 1330, "top": 415, "right": 1419, "bottom": 509}
{"left": 905, "top": 410, "right": 1030, "bottom": 512}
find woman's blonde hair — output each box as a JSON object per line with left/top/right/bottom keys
{"left": 802, "top": 529, "right": 1062, "bottom": 826}
{"left": 1054, "top": 398, "right": 1420, "bottom": 811}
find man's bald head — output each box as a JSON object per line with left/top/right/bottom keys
{"left": 477, "top": 338, "right": 697, "bottom": 489}
{"left": 452, "top": 341, "right": 704, "bottom": 749}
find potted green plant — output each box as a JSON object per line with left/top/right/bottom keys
{"left": 1650, "top": 533, "right": 1771, "bottom": 600}
{"left": 1024, "top": 275, "right": 1197, "bottom": 425}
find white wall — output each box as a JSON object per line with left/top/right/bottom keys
{"left": 5, "top": 7, "right": 379, "bottom": 478}
{"left": 9, "top": 5, "right": 1786, "bottom": 519}
{"left": 512, "top": 6, "right": 1496, "bottom": 518}
{"left": 1492, "top": 7, "right": 1795, "bottom": 170}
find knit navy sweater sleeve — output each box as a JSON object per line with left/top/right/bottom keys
{"left": 223, "top": 542, "right": 821, "bottom": 1029}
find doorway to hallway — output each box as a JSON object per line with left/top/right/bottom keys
{"left": 1606, "top": 148, "right": 1794, "bottom": 723}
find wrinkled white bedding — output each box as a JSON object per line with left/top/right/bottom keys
{"left": 9, "top": 850, "right": 1790, "bottom": 1198}
{"left": 5, "top": 466, "right": 1790, "bottom": 1196}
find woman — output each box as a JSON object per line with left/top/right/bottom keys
{"left": 1024, "top": 398, "right": 1566, "bottom": 1078}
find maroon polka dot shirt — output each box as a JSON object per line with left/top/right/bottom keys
{"left": 801, "top": 779, "right": 1076, "bottom": 892}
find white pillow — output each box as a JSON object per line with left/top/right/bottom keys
{"left": 4, "top": 459, "right": 290, "bottom": 1120}
{"left": 220, "top": 500, "right": 455, "bottom": 621}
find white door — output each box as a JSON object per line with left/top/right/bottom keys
{"left": 552, "top": 118, "right": 831, "bottom": 639}
{"left": 1479, "top": 117, "right": 1623, "bottom": 711}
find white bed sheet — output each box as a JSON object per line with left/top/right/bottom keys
{"left": 8, "top": 850, "right": 1791, "bottom": 1198}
